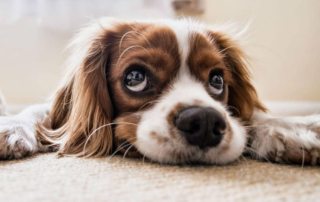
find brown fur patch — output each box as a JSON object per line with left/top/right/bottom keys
{"left": 194, "top": 99, "right": 204, "bottom": 105}
{"left": 113, "top": 113, "right": 142, "bottom": 158}
{"left": 166, "top": 103, "right": 188, "bottom": 139}
{"left": 38, "top": 30, "right": 115, "bottom": 157}
{"left": 206, "top": 31, "right": 267, "bottom": 120}
{"left": 150, "top": 131, "right": 169, "bottom": 143}
{"left": 166, "top": 103, "right": 188, "bottom": 127}
{"left": 188, "top": 33, "right": 232, "bottom": 104}
{"left": 107, "top": 26, "right": 181, "bottom": 114}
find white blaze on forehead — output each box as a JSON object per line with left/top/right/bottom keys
{"left": 162, "top": 20, "right": 191, "bottom": 70}
{"left": 161, "top": 19, "right": 208, "bottom": 80}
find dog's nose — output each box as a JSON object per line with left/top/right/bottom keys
{"left": 174, "top": 106, "right": 226, "bottom": 148}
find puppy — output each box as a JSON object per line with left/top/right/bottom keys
{"left": 0, "top": 18, "right": 319, "bottom": 165}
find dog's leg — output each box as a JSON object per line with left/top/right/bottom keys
{"left": 0, "top": 104, "right": 51, "bottom": 159}
{"left": 0, "top": 91, "right": 7, "bottom": 116}
{"left": 248, "top": 110, "right": 320, "bottom": 165}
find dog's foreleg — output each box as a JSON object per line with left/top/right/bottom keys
{"left": 0, "top": 91, "right": 7, "bottom": 116}
{"left": 248, "top": 110, "right": 320, "bottom": 165}
{"left": 0, "top": 104, "right": 51, "bottom": 159}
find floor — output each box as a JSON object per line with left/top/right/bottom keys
{"left": 1, "top": 102, "right": 320, "bottom": 202}
{"left": 1, "top": 154, "right": 320, "bottom": 202}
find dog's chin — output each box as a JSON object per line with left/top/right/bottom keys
{"left": 135, "top": 139, "right": 245, "bottom": 165}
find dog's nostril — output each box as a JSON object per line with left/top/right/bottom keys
{"left": 212, "top": 121, "right": 226, "bottom": 136}
{"left": 174, "top": 106, "right": 226, "bottom": 148}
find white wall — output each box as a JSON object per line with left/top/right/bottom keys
{"left": 0, "top": 18, "right": 69, "bottom": 103}
{"left": 0, "top": 0, "right": 174, "bottom": 103}
{"left": 200, "top": 0, "right": 320, "bottom": 101}
{"left": 0, "top": 0, "right": 319, "bottom": 104}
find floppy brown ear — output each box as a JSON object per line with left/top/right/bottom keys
{"left": 208, "top": 30, "right": 266, "bottom": 121}
{"left": 38, "top": 19, "right": 118, "bottom": 157}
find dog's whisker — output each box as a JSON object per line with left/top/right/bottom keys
{"left": 116, "top": 45, "right": 151, "bottom": 68}
{"left": 107, "top": 143, "right": 132, "bottom": 162}
{"left": 217, "top": 45, "right": 235, "bottom": 55}
{"left": 83, "top": 122, "right": 138, "bottom": 156}
{"left": 106, "top": 138, "right": 146, "bottom": 163}
{"left": 122, "top": 144, "right": 136, "bottom": 160}
{"left": 138, "top": 100, "right": 158, "bottom": 111}
{"left": 108, "top": 137, "right": 137, "bottom": 158}
{"left": 142, "top": 150, "right": 148, "bottom": 164}
{"left": 119, "top": 31, "right": 152, "bottom": 55}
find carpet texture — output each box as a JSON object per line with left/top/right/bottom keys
{"left": 2, "top": 104, "right": 320, "bottom": 202}
{"left": 1, "top": 153, "right": 320, "bottom": 202}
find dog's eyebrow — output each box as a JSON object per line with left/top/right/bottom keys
{"left": 142, "top": 27, "right": 180, "bottom": 53}
{"left": 120, "top": 46, "right": 180, "bottom": 74}
{"left": 188, "top": 33, "right": 224, "bottom": 71}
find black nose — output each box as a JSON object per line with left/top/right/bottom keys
{"left": 174, "top": 106, "right": 226, "bottom": 148}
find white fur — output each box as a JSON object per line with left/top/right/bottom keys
{"left": 0, "top": 91, "right": 6, "bottom": 116}
{"left": 0, "top": 104, "right": 51, "bottom": 159}
{"left": 162, "top": 19, "right": 191, "bottom": 64}
{"left": 249, "top": 110, "right": 320, "bottom": 165}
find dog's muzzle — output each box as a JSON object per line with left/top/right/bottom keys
{"left": 174, "top": 106, "right": 226, "bottom": 149}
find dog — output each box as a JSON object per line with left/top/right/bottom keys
{"left": 0, "top": 18, "right": 319, "bottom": 165}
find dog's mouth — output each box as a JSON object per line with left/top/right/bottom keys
{"left": 112, "top": 139, "right": 221, "bottom": 165}
{"left": 111, "top": 108, "right": 242, "bottom": 165}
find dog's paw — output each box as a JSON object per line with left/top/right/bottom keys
{"left": 0, "top": 117, "right": 45, "bottom": 160}
{"left": 0, "top": 91, "right": 7, "bottom": 116}
{"left": 249, "top": 114, "right": 320, "bottom": 165}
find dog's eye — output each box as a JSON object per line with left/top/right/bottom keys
{"left": 125, "top": 70, "right": 148, "bottom": 92}
{"left": 209, "top": 74, "right": 224, "bottom": 95}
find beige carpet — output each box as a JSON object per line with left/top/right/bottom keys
{"left": 1, "top": 153, "right": 320, "bottom": 202}
{"left": 2, "top": 103, "right": 320, "bottom": 202}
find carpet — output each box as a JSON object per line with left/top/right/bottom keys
{"left": 1, "top": 103, "right": 320, "bottom": 202}
{"left": 1, "top": 153, "right": 320, "bottom": 202}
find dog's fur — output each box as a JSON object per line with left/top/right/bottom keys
{"left": 0, "top": 18, "right": 319, "bottom": 165}
{"left": 0, "top": 91, "right": 6, "bottom": 116}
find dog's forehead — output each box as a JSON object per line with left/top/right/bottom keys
{"left": 161, "top": 20, "right": 193, "bottom": 62}
{"left": 147, "top": 20, "right": 219, "bottom": 65}
{"left": 107, "top": 20, "right": 229, "bottom": 113}
{"left": 141, "top": 21, "right": 226, "bottom": 82}
{"left": 112, "top": 20, "right": 223, "bottom": 73}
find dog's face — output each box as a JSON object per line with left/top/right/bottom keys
{"left": 46, "top": 18, "right": 265, "bottom": 165}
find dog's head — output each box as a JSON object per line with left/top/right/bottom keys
{"left": 43, "top": 18, "right": 265, "bottom": 164}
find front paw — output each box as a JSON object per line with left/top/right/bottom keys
{"left": 249, "top": 115, "right": 320, "bottom": 165}
{"left": 0, "top": 118, "right": 39, "bottom": 159}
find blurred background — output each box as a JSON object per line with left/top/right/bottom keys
{"left": 0, "top": 0, "right": 319, "bottom": 114}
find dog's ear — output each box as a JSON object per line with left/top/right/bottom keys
{"left": 208, "top": 29, "right": 266, "bottom": 121}
{"left": 38, "top": 18, "right": 121, "bottom": 157}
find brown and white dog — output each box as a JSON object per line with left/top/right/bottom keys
{"left": 0, "top": 18, "right": 320, "bottom": 165}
